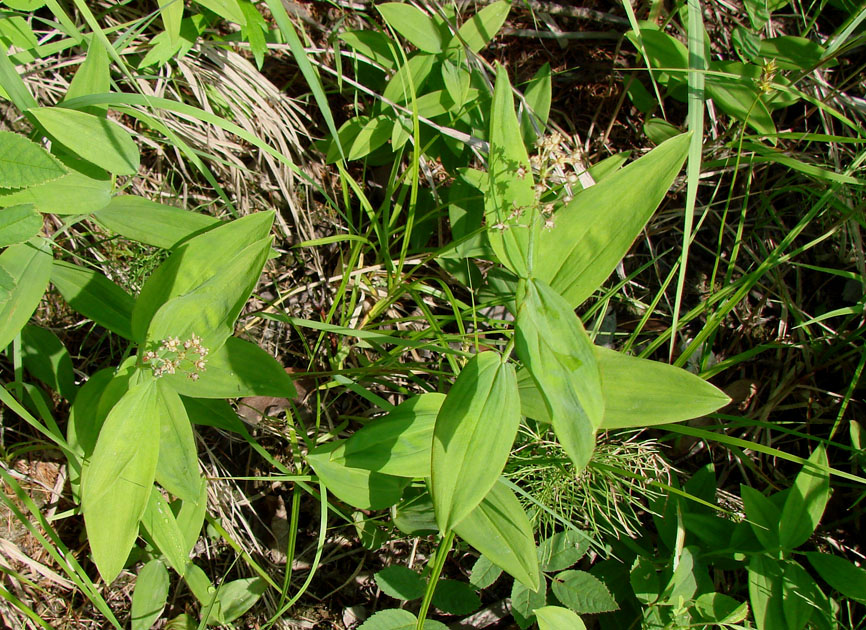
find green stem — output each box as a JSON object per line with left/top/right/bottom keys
{"left": 415, "top": 530, "right": 455, "bottom": 630}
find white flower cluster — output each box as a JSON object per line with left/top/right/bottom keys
{"left": 142, "top": 334, "right": 209, "bottom": 380}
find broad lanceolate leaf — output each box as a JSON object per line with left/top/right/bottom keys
{"left": 806, "top": 551, "right": 866, "bottom": 604}
{"left": 331, "top": 393, "right": 444, "bottom": 477}
{"left": 131, "top": 559, "right": 169, "bottom": 630}
{"left": 0, "top": 203, "right": 42, "bottom": 246}
{"left": 20, "top": 324, "right": 76, "bottom": 400}
{"left": 536, "top": 133, "right": 690, "bottom": 307}
{"left": 431, "top": 351, "right": 520, "bottom": 531}
{"left": 486, "top": 64, "right": 536, "bottom": 277}
{"left": 161, "top": 337, "right": 296, "bottom": 399}
{"left": 0, "top": 130, "right": 67, "bottom": 188}
{"left": 377, "top": 3, "right": 442, "bottom": 54}
{"left": 307, "top": 441, "right": 408, "bottom": 511}
{"left": 749, "top": 554, "right": 787, "bottom": 630}
{"left": 453, "top": 1, "right": 509, "bottom": 53}
{"left": 51, "top": 260, "right": 135, "bottom": 340}
{"left": 132, "top": 211, "right": 273, "bottom": 343}
{"left": 453, "top": 480, "right": 540, "bottom": 591}
{"left": 82, "top": 380, "right": 161, "bottom": 583}
{"left": 515, "top": 278, "right": 602, "bottom": 472}
{"left": 27, "top": 106, "right": 140, "bottom": 175}
{"left": 154, "top": 381, "right": 201, "bottom": 502}
{"left": 356, "top": 608, "right": 447, "bottom": 630}
{"left": 0, "top": 238, "right": 52, "bottom": 351}
{"left": 741, "top": 485, "right": 781, "bottom": 551}
{"left": 93, "top": 195, "right": 219, "bottom": 249}
{"left": 594, "top": 346, "right": 730, "bottom": 429}
{"left": 779, "top": 443, "right": 829, "bottom": 549}
{"left": 208, "top": 577, "right": 267, "bottom": 625}
{"left": 535, "top": 606, "right": 587, "bottom": 630}
{"left": 141, "top": 488, "right": 189, "bottom": 575}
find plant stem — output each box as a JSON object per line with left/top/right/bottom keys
{"left": 415, "top": 530, "right": 455, "bottom": 630}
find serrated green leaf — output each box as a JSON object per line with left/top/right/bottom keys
{"left": 515, "top": 278, "right": 602, "bottom": 471}
{"left": 0, "top": 203, "right": 42, "bottom": 246}
{"left": 374, "top": 565, "right": 426, "bottom": 601}
{"left": 0, "top": 164, "right": 112, "bottom": 215}
{"left": 82, "top": 380, "right": 161, "bottom": 583}
{"left": 536, "top": 133, "right": 689, "bottom": 307}
{"left": 779, "top": 444, "right": 829, "bottom": 549}
{"left": 538, "top": 529, "right": 590, "bottom": 572}
{"left": 331, "top": 393, "right": 444, "bottom": 477}
{"left": 486, "top": 64, "right": 536, "bottom": 276}
{"left": 27, "top": 106, "right": 139, "bottom": 175}
{"left": 378, "top": 3, "right": 442, "bottom": 54}
{"left": 431, "top": 579, "right": 481, "bottom": 615}
{"left": 535, "top": 606, "right": 587, "bottom": 630}
{"left": 510, "top": 575, "right": 546, "bottom": 629}
{"left": 454, "top": 480, "right": 539, "bottom": 591}
{"left": 431, "top": 351, "right": 520, "bottom": 531}
{"left": 131, "top": 559, "right": 169, "bottom": 630}
{"left": 0, "top": 131, "right": 66, "bottom": 188}
{"left": 0, "top": 238, "right": 52, "bottom": 352}
{"left": 93, "top": 195, "right": 220, "bottom": 249}
{"left": 160, "top": 336, "right": 296, "bottom": 399}
{"left": 550, "top": 570, "right": 618, "bottom": 614}
{"left": 453, "top": 0, "right": 509, "bottom": 52}
{"left": 51, "top": 260, "right": 135, "bottom": 340}
{"left": 154, "top": 381, "right": 200, "bottom": 502}
{"left": 308, "top": 440, "right": 408, "bottom": 511}
{"left": 469, "top": 555, "right": 502, "bottom": 590}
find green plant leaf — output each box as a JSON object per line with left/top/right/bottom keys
{"left": 595, "top": 346, "right": 730, "bottom": 429}
{"left": 140, "top": 487, "right": 189, "bottom": 575}
{"left": 806, "top": 552, "right": 866, "bottom": 604}
{"left": 174, "top": 478, "right": 208, "bottom": 555}
{"left": 338, "top": 30, "right": 398, "bottom": 70}
{"left": 741, "top": 485, "right": 780, "bottom": 551}
{"left": 749, "top": 555, "right": 787, "bottom": 630}
{"left": 515, "top": 278, "right": 602, "bottom": 471}
{"left": 308, "top": 441, "right": 408, "bottom": 511}
{"left": 374, "top": 565, "right": 426, "bottom": 601}
{"left": 145, "top": 235, "right": 272, "bottom": 352}
{"left": 194, "top": 0, "right": 246, "bottom": 25}
{"left": 510, "top": 575, "right": 546, "bottom": 629}
{"left": 469, "top": 554, "right": 502, "bottom": 590}
{"left": 378, "top": 3, "right": 443, "bottom": 54}
{"left": 431, "top": 351, "right": 520, "bottom": 531}
{"left": 485, "top": 63, "right": 536, "bottom": 277}
{"left": 453, "top": 0, "right": 509, "bottom": 52}
{"left": 154, "top": 381, "right": 201, "bottom": 502}
{"left": 392, "top": 487, "right": 438, "bottom": 536}
{"left": 521, "top": 62, "right": 552, "bottom": 145}
{"left": 782, "top": 560, "right": 816, "bottom": 630}
{"left": 706, "top": 61, "right": 776, "bottom": 137}
{"left": 535, "top": 606, "right": 587, "bottom": 630}
{"left": 157, "top": 0, "right": 184, "bottom": 47}
{"left": 431, "top": 579, "right": 481, "bottom": 615}
{"left": 0, "top": 130, "right": 67, "bottom": 188}
{"left": 131, "top": 559, "right": 169, "bottom": 630}
{"left": 0, "top": 203, "right": 42, "bottom": 247}
{"left": 132, "top": 211, "right": 273, "bottom": 342}
{"left": 82, "top": 380, "right": 161, "bottom": 583}
{"left": 64, "top": 37, "right": 110, "bottom": 112}
{"left": 779, "top": 443, "right": 829, "bottom": 549}
{"left": 93, "top": 195, "right": 220, "bottom": 249}
{"left": 693, "top": 592, "right": 749, "bottom": 624}
{"left": 51, "top": 260, "right": 135, "bottom": 340}
{"left": 627, "top": 23, "right": 689, "bottom": 75}
{"left": 759, "top": 36, "right": 825, "bottom": 70}
{"left": 0, "top": 238, "right": 52, "bottom": 352}
{"left": 453, "top": 479, "right": 539, "bottom": 591}
{"left": 356, "top": 608, "right": 447, "bottom": 630}
{"left": 331, "top": 393, "right": 444, "bottom": 477}
{"left": 0, "top": 163, "right": 112, "bottom": 215}
{"left": 20, "top": 324, "right": 76, "bottom": 400}
{"left": 161, "top": 336, "right": 296, "bottom": 399}
{"left": 536, "top": 133, "right": 690, "bottom": 307}
{"left": 550, "top": 570, "right": 618, "bottom": 614}
{"left": 209, "top": 577, "right": 267, "bottom": 625}
{"left": 630, "top": 556, "right": 660, "bottom": 604}
{"left": 27, "top": 106, "right": 139, "bottom": 175}
{"left": 382, "top": 53, "right": 436, "bottom": 104}
{"left": 537, "top": 529, "right": 589, "bottom": 573}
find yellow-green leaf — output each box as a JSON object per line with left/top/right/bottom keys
{"left": 0, "top": 238, "right": 51, "bottom": 351}
{"left": 154, "top": 381, "right": 201, "bottom": 502}
{"left": 0, "top": 130, "right": 66, "bottom": 188}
